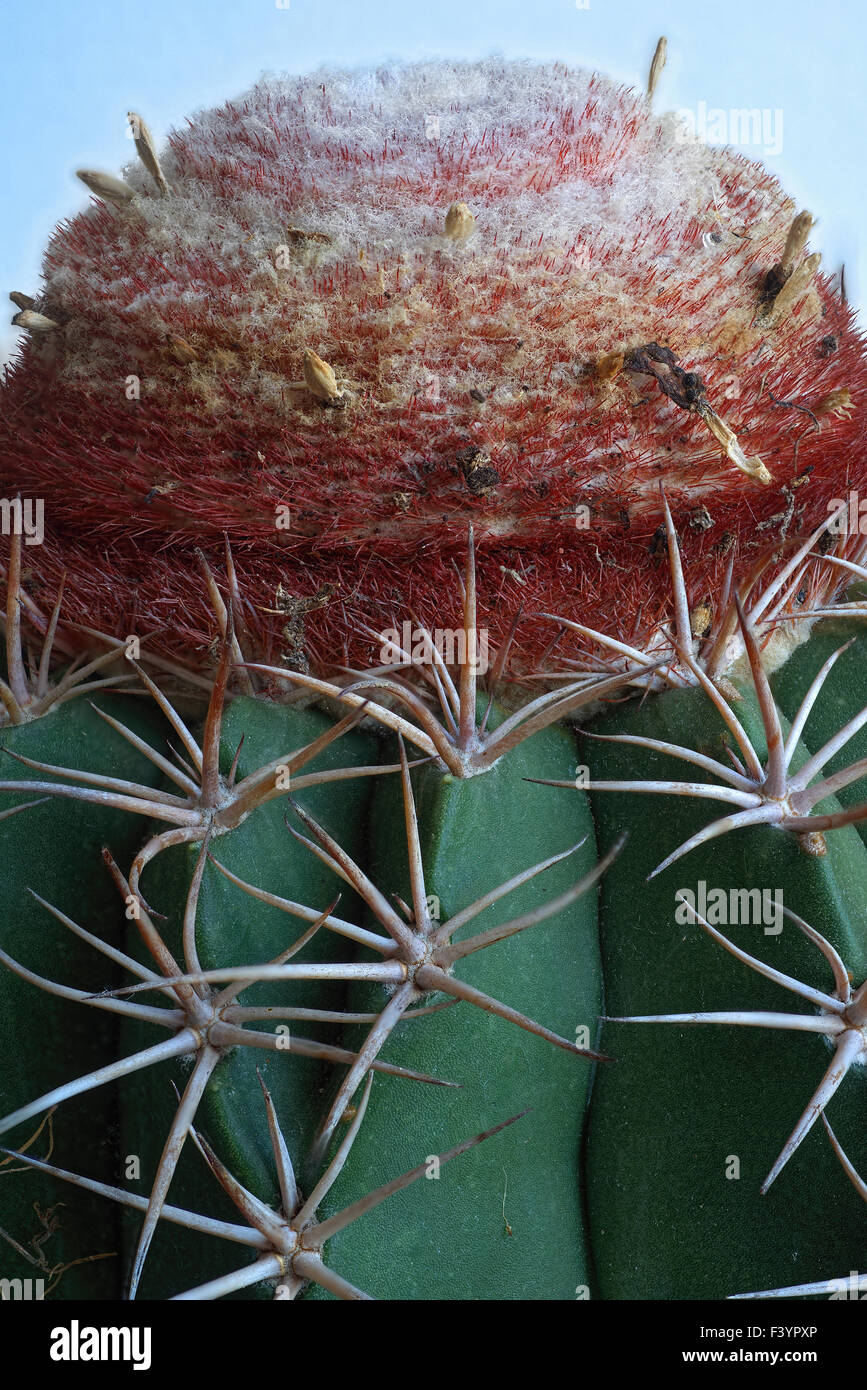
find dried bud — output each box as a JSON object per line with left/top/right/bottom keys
{"left": 444, "top": 202, "right": 475, "bottom": 241}
{"left": 456, "top": 445, "right": 499, "bottom": 496}
{"left": 689, "top": 601, "right": 712, "bottom": 639}
{"left": 164, "top": 334, "right": 198, "bottom": 364}
{"left": 765, "top": 252, "right": 821, "bottom": 323}
{"left": 689, "top": 506, "right": 714, "bottom": 531}
{"left": 815, "top": 387, "right": 853, "bottom": 419}
{"left": 128, "top": 111, "right": 171, "bottom": 196}
{"left": 77, "top": 169, "right": 136, "bottom": 205}
{"left": 303, "top": 349, "right": 341, "bottom": 402}
{"left": 12, "top": 309, "right": 59, "bottom": 332}
{"left": 286, "top": 227, "right": 332, "bottom": 245}
{"left": 9, "top": 291, "right": 35, "bottom": 312}
{"left": 647, "top": 37, "right": 667, "bottom": 100}
{"left": 780, "top": 210, "right": 813, "bottom": 273}
{"left": 595, "top": 351, "right": 625, "bottom": 384}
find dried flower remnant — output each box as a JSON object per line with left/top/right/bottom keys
{"left": 128, "top": 111, "right": 171, "bottom": 196}
{"left": 11, "top": 311, "right": 59, "bottom": 334}
{"left": 815, "top": 388, "right": 854, "bottom": 420}
{"left": 302, "top": 350, "right": 342, "bottom": 404}
{"left": 444, "top": 202, "right": 475, "bottom": 241}
{"left": 760, "top": 210, "right": 814, "bottom": 306}
{"left": 647, "top": 37, "right": 667, "bottom": 102}
{"left": 75, "top": 170, "right": 136, "bottom": 206}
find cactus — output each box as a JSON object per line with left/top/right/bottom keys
{"left": 1, "top": 44, "right": 867, "bottom": 1303}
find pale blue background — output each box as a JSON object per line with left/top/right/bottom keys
{"left": 1, "top": 0, "right": 863, "bottom": 363}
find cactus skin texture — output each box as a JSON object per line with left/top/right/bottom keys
{"left": 4, "top": 48, "right": 867, "bottom": 1305}
{"left": 119, "top": 697, "right": 380, "bottom": 1299}
{"left": 584, "top": 683, "right": 867, "bottom": 1299}
{"left": 0, "top": 696, "right": 170, "bottom": 1297}
{"left": 304, "top": 717, "right": 603, "bottom": 1300}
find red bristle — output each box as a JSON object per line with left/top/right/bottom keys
{"left": 2, "top": 59, "right": 865, "bottom": 675}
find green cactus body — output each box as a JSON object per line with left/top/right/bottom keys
{"left": 117, "top": 696, "right": 379, "bottom": 1298}
{"left": 305, "top": 716, "right": 601, "bottom": 1299}
{"left": 6, "top": 646, "right": 867, "bottom": 1300}
{"left": 0, "top": 695, "right": 169, "bottom": 1297}
{"left": 584, "top": 683, "right": 867, "bottom": 1299}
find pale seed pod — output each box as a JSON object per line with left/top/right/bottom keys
{"left": 164, "top": 334, "right": 198, "bottom": 365}
{"left": 695, "top": 402, "right": 773, "bottom": 485}
{"left": 12, "top": 309, "right": 59, "bottom": 332}
{"left": 815, "top": 387, "right": 854, "bottom": 419}
{"left": 444, "top": 202, "right": 475, "bottom": 241}
{"left": 780, "top": 210, "right": 813, "bottom": 273}
{"left": 766, "top": 251, "right": 821, "bottom": 323}
{"left": 647, "top": 37, "right": 667, "bottom": 101}
{"left": 303, "top": 349, "right": 340, "bottom": 402}
{"left": 128, "top": 111, "right": 171, "bottom": 196}
{"left": 76, "top": 169, "right": 136, "bottom": 205}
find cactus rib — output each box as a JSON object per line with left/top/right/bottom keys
{"left": 2, "top": 1076, "right": 529, "bottom": 1302}
{"left": 730, "top": 1117, "right": 867, "bottom": 1299}
{"left": 532, "top": 507, "right": 867, "bottom": 876}
{"left": 0, "top": 818, "right": 459, "bottom": 1298}
{"left": 606, "top": 893, "right": 867, "bottom": 1193}
{"left": 278, "top": 735, "right": 612, "bottom": 1170}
